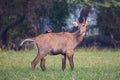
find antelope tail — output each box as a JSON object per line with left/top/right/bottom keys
{"left": 19, "top": 38, "right": 38, "bottom": 52}
{"left": 20, "top": 39, "right": 35, "bottom": 46}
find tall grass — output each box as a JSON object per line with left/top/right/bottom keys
{"left": 0, "top": 48, "right": 120, "bottom": 80}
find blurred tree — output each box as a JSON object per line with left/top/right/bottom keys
{"left": 97, "top": 6, "right": 120, "bottom": 41}
{"left": 0, "top": 0, "right": 29, "bottom": 48}
{"left": 0, "top": 0, "right": 55, "bottom": 49}
{"left": 94, "top": 1, "right": 120, "bottom": 44}
{"left": 68, "top": 0, "right": 120, "bottom": 45}
{"left": 1, "top": 0, "right": 120, "bottom": 49}
{"left": 49, "top": 0, "right": 69, "bottom": 32}
{"left": 0, "top": 0, "right": 69, "bottom": 49}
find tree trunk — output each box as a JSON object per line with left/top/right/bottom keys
{"left": 1, "top": 16, "right": 25, "bottom": 48}
{"left": 0, "top": 0, "right": 30, "bottom": 49}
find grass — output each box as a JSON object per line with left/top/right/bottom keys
{"left": 0, "top": 48, "right": 120, "bottom": 80}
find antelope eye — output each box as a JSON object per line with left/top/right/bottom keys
{"left": 82, "top": 24, "right": 85, "bottom": 27}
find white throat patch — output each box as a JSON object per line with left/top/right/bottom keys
{"left": 82, "top": 32, "right": 86, "bottom": 36}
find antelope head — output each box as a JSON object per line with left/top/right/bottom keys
{"left": 73, "top": 19, "right": 89, "bottom": 35}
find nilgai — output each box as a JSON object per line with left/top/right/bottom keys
{"left": 19, "top": 20, "right": 89, "bottom": 71}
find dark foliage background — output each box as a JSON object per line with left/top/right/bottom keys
{"left": 0, "top": 0, "right": 120, "bottom": 49}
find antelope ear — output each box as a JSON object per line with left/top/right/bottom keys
{"left": 72, "top": 22, "right": 79, "bottom": 27}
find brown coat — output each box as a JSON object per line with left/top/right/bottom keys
{"left": 20, "top": 20, "right": 88, "bottom": 71}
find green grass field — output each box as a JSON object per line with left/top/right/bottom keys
{"left": 0, "top": 48, "right": 120, "bottom": 80}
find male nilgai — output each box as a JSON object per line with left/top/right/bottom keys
{"left": 19, "top": 20, "right": 88, "bottom": 71}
